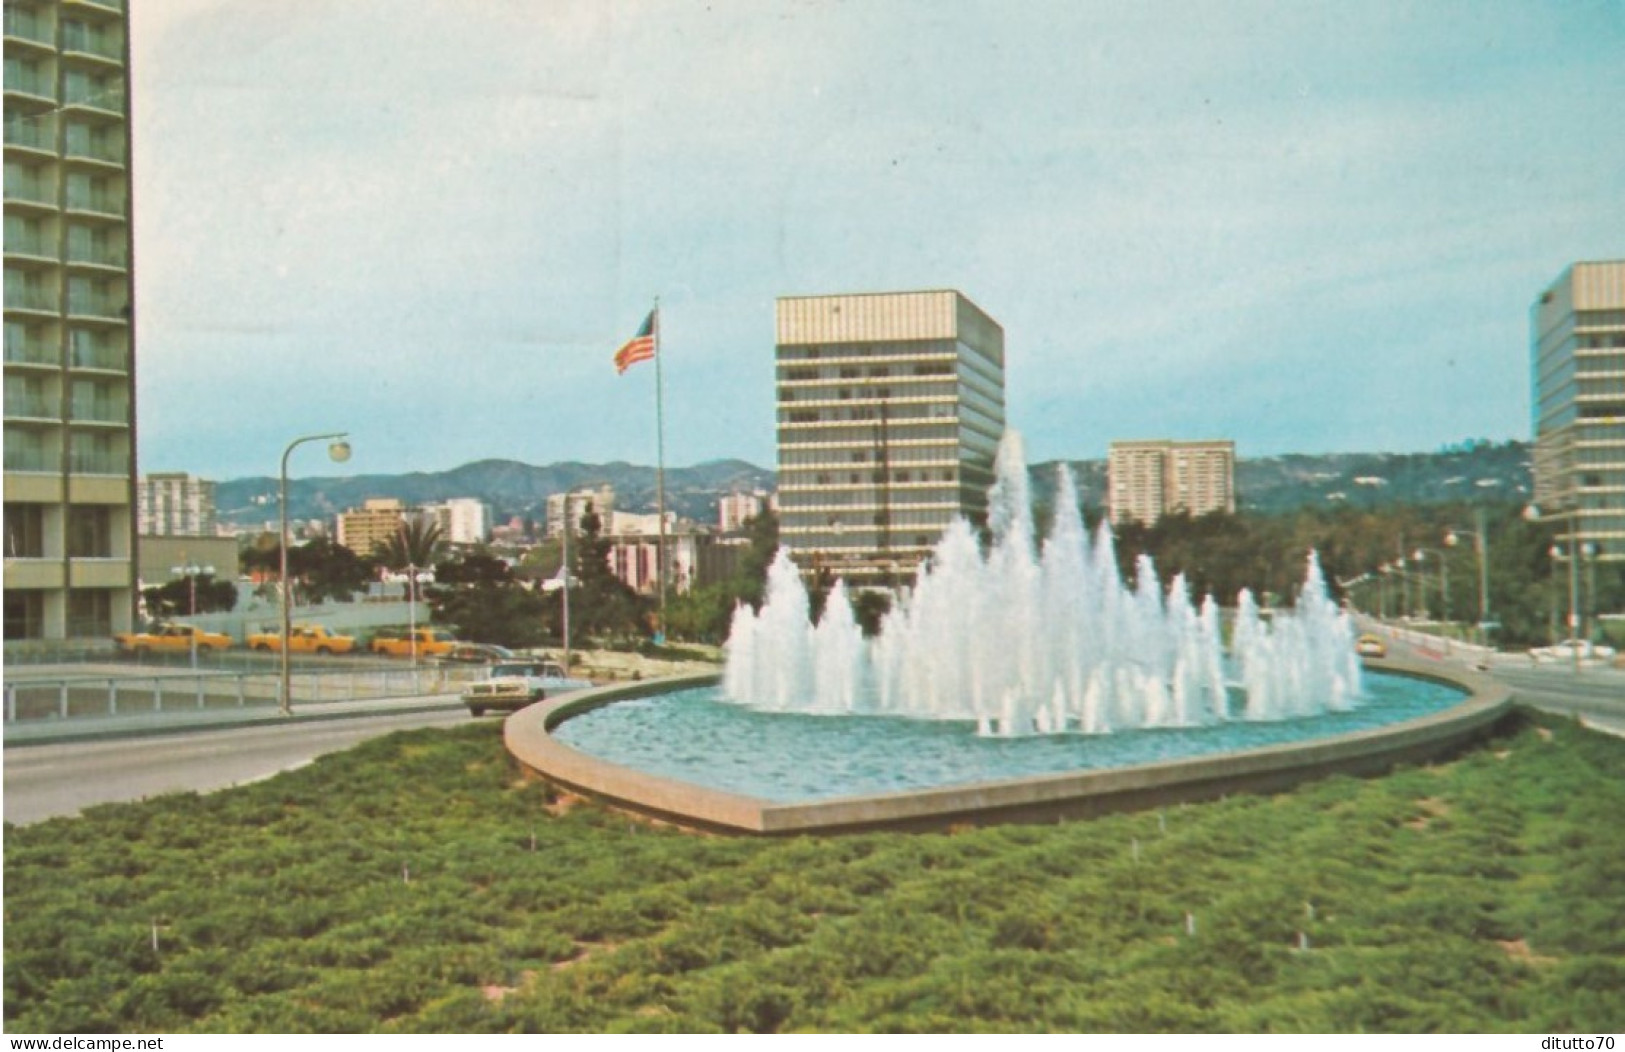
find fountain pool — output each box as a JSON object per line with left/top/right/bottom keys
{"left": 552, "top": 671, "right": 1466, "bottom": 803}
{"left": 505, "top": 432, "right": 1513, "bottom": 833}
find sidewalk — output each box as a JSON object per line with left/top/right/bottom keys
{"left": 2, "top": 691, "right": 466, "bottom": 748}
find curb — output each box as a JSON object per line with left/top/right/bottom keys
{"left": 2, "top": 696, "right": 467, "bottom": 749}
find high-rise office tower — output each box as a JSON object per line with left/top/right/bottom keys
{"left": 775, "top": 290, "right": 1005, "bottom": 588}
{"left": 1531, "top": 260, "right": 1625, "bottom": 561}
{"left": 4, "top": 0, "right": 136, "bottom": 642}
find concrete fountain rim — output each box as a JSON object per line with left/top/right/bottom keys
{"left": 503, "top": 659, "right": 1514, "bottom": 835}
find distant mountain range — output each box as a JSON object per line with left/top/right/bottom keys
{"left": 217, "top": 441, "right": 1532, "bottom": 531}
{"left": 1032, "top": 439, "right": 1533, "bottom": 517}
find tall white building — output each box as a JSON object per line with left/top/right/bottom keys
{"left": 4, "top": 0, "right": 137, "bottom": 642}
{"left": 718, "top": 489, "right": 771, "bottom": 532}
{"left": 547, "top": 485, "right": 615, "bottom": 536}
{"left": 424, "top": 497, "right": 490, "bottom": 546}
{"left": 1532, "top": 260, "right": 1625, "bottom": 561}
{"left": 1108, "top": 440, "right": 1236, "bottom": 527}
{"left": 137, "top": 473, "right": 216, "bottom": 537}
{"left": 775, "top": 290, "right": 1005, "bottom": 588}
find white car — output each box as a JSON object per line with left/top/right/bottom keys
{"left": 1529, "top": 639, "right": 1617, "bottom": 663}
{"left": 462, "top": 660, "right": 593, "bottom": 716}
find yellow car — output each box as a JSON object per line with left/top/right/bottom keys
{"left": 245, "top": 624, "right": 357, "bottom": 655}
{"left": 115, "top": 623, "right": 233, "bottom": 654}
{"left": 1355, "top": 634, "right": 1388, "bottom": 659}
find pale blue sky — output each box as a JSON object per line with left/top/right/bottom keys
{"left": 131, "top": 0, "right": 1625, "bottom": 479}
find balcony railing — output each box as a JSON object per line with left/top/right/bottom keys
{"left": 5, "top": 395, "right": 58, "bottom": 418}
{"left": 4, "top": 342, "right": 57, "bottom": 367}
{"left": 70, "top": 448, "right": 124, "bottom": 474}
{"left": 3, "top": 10, "right": 53, "bottom": 46}
{"left": 4, "top": 116, "right": 53, "bottom": 150}
{"left": 4, "top": 446, "right": 55, "bottom": 472}
{"left": 4, "top": 287, "right": 59, "bottom": 312}
{"left": 5, "top": 233, "right": 51, "bottom": 257}
{"left": 65, "top": 293, "right": 126, "bottom": 319}
{"left": 61, "top": 30, "right": 123, "bottom": 62}
{"left": 62, "top": 85, "right": 124, "bottom": 115}
{"left": 3, "top": 70, "right": 53, "bottom": 99}
{"left": 64, "top": 137, "right": 125, "bottom": 165}
{"left": 70, "top": 345, "right": 126, "bottom": 371}
{"left": 67, "top": 244, "right": 127, "bottom": 269}
{"left": 64, "top": 191, "right": 125, "bottom": 217}
{"left": 3, "top": 180, "right": 56, "bottom": 208}
{"left": 70, "top": 397, "right": 127, "bottom": 424}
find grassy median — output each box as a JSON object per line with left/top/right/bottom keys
{"left": 4, "top": 711, "right": 1622, "bottom": 1033}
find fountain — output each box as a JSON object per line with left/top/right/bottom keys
{"left": 511, "top": 432, "right": 1512, "bottom": 834}
{"left": 722, "top": 432, "right": 1363, "bottom": 736}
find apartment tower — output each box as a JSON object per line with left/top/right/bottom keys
{"left": 775, "top": 290, "right": 1005, "bottom": 588}
{"left": 1108, "top": 440, "right": 1236, "bottom": 527}
{"left": 4, "top": 0, "right": 136, "bottom": 642}
{"left": 137, "top": 473, "right": 218, "bottom": 537}
{"left": 1531, "top": 260, "right": 1625, "bottom": 561}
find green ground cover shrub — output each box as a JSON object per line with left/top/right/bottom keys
{"left": 5, "top": 712, "right": 1623, "bottom": 1033}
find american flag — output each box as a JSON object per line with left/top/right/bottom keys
{"left": 614, "top": 310, "right": 657, "bottom": 374}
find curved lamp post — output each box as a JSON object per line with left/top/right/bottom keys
{"left": 280, "top": 432, "right": 351, "bottom": 716}
{"left": 1445, "top": 507, "right": 1491, "bottom": 643}
{"left": 1524, "top": 503, "right": 1582, "bottom": 675}
{"left": 170, "top": 555, "right": 215, "bottom": 668}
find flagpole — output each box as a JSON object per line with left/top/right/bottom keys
{"left": 653, "top": 298, "right": 668, "bottom": 643}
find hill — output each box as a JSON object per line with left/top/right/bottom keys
{"left": 1034, "top": 439, "right": 1531, "bottom": 516}
{"left": 217, "top": 441, "right": 1531, "bottom": 531}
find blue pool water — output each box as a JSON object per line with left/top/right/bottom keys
{"left": 551, "top": 672, "right": 1465, "bottom": 803}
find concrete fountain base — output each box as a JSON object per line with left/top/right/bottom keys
{"left": 504, "top": 659, "right": 1512, "bottom": 836}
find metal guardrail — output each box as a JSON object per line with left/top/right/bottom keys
{"left": 3, "top": 665, "right": 481, "bottom": 724}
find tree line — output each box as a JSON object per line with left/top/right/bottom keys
{"left": 159, "top": 496, "right": 1623, "bottom": 653}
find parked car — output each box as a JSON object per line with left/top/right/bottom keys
{"left": 245, "top": 624, "right": 357, "bottom": 655}
{"left": 369, "top": 628, "right": 460, "bottom": 659}
{"left": 115, "top": 622, "right": 233, "bottom": 655}
{"left": 462, "top": 660, "right": 593, "bottom": 716}
{"left": 1529, "top": 638, "right": 1617, "bottom": 663}
{"left": 439, "top": 643, "right": 515, "bottom": 665}
{"left": 1355, "top": 634, "right": 1388, "bottom": 658}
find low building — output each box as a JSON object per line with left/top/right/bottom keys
{"left": 135, "top": 535, "right": 240, "bottom": 597}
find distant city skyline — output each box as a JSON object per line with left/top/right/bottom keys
{"left": 131, "top": 2, "right": 1625, "bottom": 479}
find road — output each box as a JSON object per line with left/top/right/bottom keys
{"left": 1372, "top": 625, "right": 1625, "bottom": 737}
{"left": 4, "top": 706, "right": 471, "bottom": 827}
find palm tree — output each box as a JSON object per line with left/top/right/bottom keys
{"left": 378, "top": 518, "right": 447, "bottom": 573}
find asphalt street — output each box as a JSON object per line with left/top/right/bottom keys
{"left": 3, "top": 700, "right": 472, "bottom": 826}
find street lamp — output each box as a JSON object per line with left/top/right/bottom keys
{"left": 1411, "top": 548, "right": 1450, "bottom": 623}
{"left": 1444, "top": 506, "right": 1491, "bottom": 643}
{"left": 170, "top": 556, "right": 215, "bottom": 668}
{"left": 280, "top": 432, "right": 351, "bottom": 716}
{"left": 1524, "top": 503, "right": 1582, "bottom": 674}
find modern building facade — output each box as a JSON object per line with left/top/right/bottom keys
{"left": 335, "top": 498, "right": 405, "bottom": 556}
{"left": 1531, "top": 260, "right": 1625, "bottom": 561}
{"left": 4, "top": 0, "right": 136, "bottom": 642}
{"left": 1108, "top": 440, "right": 1236, "bottom": 527}
{"left": 775, "top": 290, "right": 1005, "bottom": 588}
{"left": 137, "top": 473, "right": 217, "bottom": 537}
{"left": 423, "top": 497, "right": 490, "bottom": 546}
{"left": 718, "top": 488, "right": 772, "bottom": 532}
{"left": 546, "top": 485, "right": 615, "bottom": 537}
